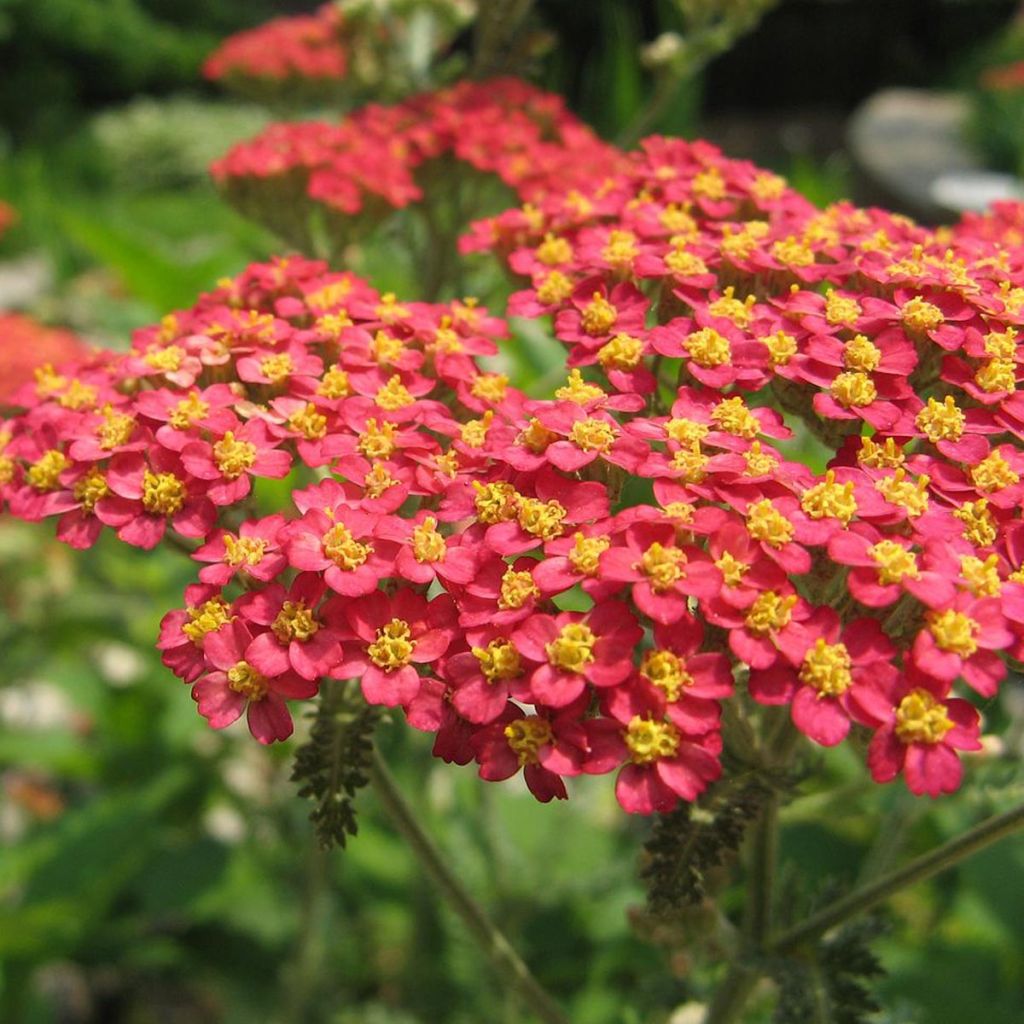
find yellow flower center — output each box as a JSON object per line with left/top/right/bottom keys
{"left": 518, "top": 418, "right": 557, "bottom": 452}
{"left": 460, "top": 411, "right": 494, "bottom": 449}
{"left": 983, "top": 326, "right": 1017, "bottom": 358}
{"left": 357, "top": 419, "right": 397, "bottom": 459}
{"left": 869, "top": 540, "right": 919, "bottom": 584}
{"left": 711, "top": 396, "right": 759, "bottom": 438}
{"left": 144, "top": 346, "right": 184, "bottom": 372}
{"left": 671, "top": 442, "right": 709, "bottom": 483}
{"left": 684, "top": 328, "right": 731, "bottom": 367}
{"left": 974, "top": 359, "right": 1016, "bottom": 394}
{"left": 894, "top": 689, "right": 954, "bottom": 745}
{"left": 545, "top": 623, "right": 597, "bottom": 673}
{"left": 72, "top": 468, "right": 109, "bottom": 512}
{"left": 317, "top": 366, "right": 351, "bottom": 399}
{"left": 745, "top": 591, "right": 797, "bottom": 634}
{"left": 27, "top": 449, "right": 68, "bottom": 491}
{"left": 504, "top": 717, "right": 553, "bottom": 765}
{"left": 536, "top": 233, "right": 572, "bottom": 265}
{"left": 746, "top": 499, "right": 794, "bottom": 548}
{"left": 970, "top": 451, "right": 1018, "bottom": 493}
{"left": 182, "top": 598, "right": 233, "bottom": 645}
{"left": 142, "top": 470, "right": 186, "bottom": 515}
{"left": 363, "top": 463, "right": 398, "bottom": 499}
{"left": 412, "top": 517, "right": 446, "bottom": 563}
{"left": 570, "top": 418, "right": 616, "bottom": 452}
{"left": 602, "top": 229, "right": 639, "bottom": 268}
{"left": 715, "top": 550, "right": 749, "bottom": 587}
{"left": 368, "top": 618, "right": 416, "bottom": 671}
{"left": 665, "top": 417, "right": 709, "bottom": 446}
{"left": 322, "top": 523, "right": 372, "bottom": 570}
{"left": 473, "top": 481, "right": 519, "bottom": 525}
{"left": 900, "top": 297, "right": 944, "bottom": 333}
{"left": 598, "top": 333, "right": 644, "bottom": 371}
{"left": 799, "top": 638, "right": 853, "bottom": 696}
{"left": 825, "top": 290, "right": 862, "bottom": 327}
{"left": 830, "top": 370, "right": 877, "bottom": 408}
{"left": 625, "top": 717, "right": 681, "bottom": 764}
{"left": 272, "top": 601, "right": 319, "bottom": 643}
{"left": 708, "top": 287, "right": 757, "bottom": 328}
{"left": 287, "top": 403, "right": 327, "bottom": 440}
{"left": 858, "top": 436, "right": 905, "bottom": 469}
{"left": 743, "top": 440, "right": 779, "bottom": 477}
{"left": 843, "top": 335, "right": 881, "bottom": 373}
{"left": 954, "top": 499, "right": 997, "bottom": 547}
{"left": 637, "top": 542, "right": 687, "bottom": 592}
{"left": 224, "top": 534, "right": 267, "bottom": 567}
{"left": 927, "top": 610, "right": 979, "bottom": 657}
{"left": 499, "top": 567, "right": 539, "bottom": 610}
{"left": 472, "top": 639, "right": 522, "bottom": 683}
{"left": 375, "top": 375, "right": 414, "bottom": 411}
{"left": 471, "top": 373, "right": 509, "bottom": 404}
{"left": 555, "top": 369, "right": 605, "bottom": 404}
{"left": 568, "top": 532, "right": 610, "bottom": 576}
{"left": 227, "top": 661, "right": 268, "bottom": 700}
{"left": 581, "top": 292, "right": 618, "bottom": 336}
{"left": 693, "top": 166, "right": 726, "bottom": 199}
{"left": 371, "top": 331, "right": 404, "bottom": 366}
{"left": 517, "top": 498, "right": 567, "bottom": 541}
{"left": 875, "top": 469, "right": 930, "bottom": 517}
{"left": 169, "top": 393, "right": 209, "bottom": 430}
{"left": 801, "top": 470, "right": 858, "bottom": 525}
{"left": 96, "top": 406, "right": 135, "bottom": 450}
{"left": 260, "top": 353, "right": 293, "bottom": 383}
{"left": 213, "top": 432, "right": 258, "bottom": 479}
{"left": 57, "top": 380, "right": 98, "bottom": 411}
{"left": 34, "top": 363, "right": 67, "bottom": 397}
{"left": 536, "top": 270, "right": 574, "bottom": 306}
{"left": 640, "top": 649, "right": 693, "bottom": 702}
{"left": 960, "top": 554, "right": 1001, "bottom": 597}
{"left": 915, "top": 395, "right": 965, "bottom": 443}
{"left": 762, "top": 330, "right": 797, "bottom": 366}
{"left": 771, "top": 235, "right": 815, "bottom": 267}
{"left": 665, "top": 247, "right": 708, "bottom": 276}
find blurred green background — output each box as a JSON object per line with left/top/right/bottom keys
{"left": 2, "top": 2, "right": 1023, "bottom": 1023}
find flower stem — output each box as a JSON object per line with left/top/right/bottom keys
{"left": 770, "top": 800, "right": 1024, "bottom": 954}
{"left": 368, "top": 748, "right": 571, "bottom": 1024}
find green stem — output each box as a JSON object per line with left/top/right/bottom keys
{"left": 770, "top": 801, "right": 1024, "bottom": 954}
{"left": 368, "top": 749, "right": 571, "bottom": 1024}
{"left": 703, "top": 964, "right": 762, "bottom": 1024}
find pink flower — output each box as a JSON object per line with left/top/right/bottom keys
{"left": 512, "top": 601, "right": 642, "bottom": 707}
{"left": 327, "top": 590, "right": 456, "bottom": 708}
{"left": 194, "top": 620, "right": 318, "bottom": 743}
{"left": 192, "top": 514, "right": 289, "bottom": 586}
{"left": 181, "top": 418, "right": 292, "bottom": 505}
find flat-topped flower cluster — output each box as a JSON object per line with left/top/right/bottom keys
{"left": 203, "top": 3, "right": 348, "bottom": 86}
{"left": 4, "top": 92, "right": 1024, "bottom": 812}
{"left": 211, "top": 78, "right": 624, "bottom": 234}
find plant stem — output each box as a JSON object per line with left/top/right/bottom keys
{"left": 770, "top": 801, "right": 1024, "bottom": 954}
{"left": 368, "top": 748, "right": 571, "bottom": 1024}
{"left": 703, "top": 963, "right": 762, "bottom": 1024}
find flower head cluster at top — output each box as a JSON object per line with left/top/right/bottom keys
{"left": 0, "top": 200, "right": 14, "bottom": 240}
{"left": 5, "top": 131, "right": 1024, "bottom": 814}
{"left": 0, "top": 314, "right": 89, "bottom": 404}
{"left": 203, "top": 4, "right": 348, "bottom": 85}
{"left": 211, "top": 78, "right": 624, "bottom": 244}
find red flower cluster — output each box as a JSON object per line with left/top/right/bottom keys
{"left": 980, "top": 62, "right": 1024, "bottom": 92}
{"left": 0, "top": 200, "right": 15, "bottom": 240}
{"left": 459, "top": 134, "right": 1024, "bottom": 801}
{"left": 211, "top": 78, "right": 624, "bottom": 229}
{"left": 7, "top": 126, "right": 1024, "bottom": 812}
{"left": 0, "top": 313, "right": 90, "bottom": 404}
{"left": 203, "top": 4, "right": 347, "bottom": 84}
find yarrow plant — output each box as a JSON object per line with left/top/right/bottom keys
{"left": 6, "top": 31, "right": 1024, "bottom": 1022}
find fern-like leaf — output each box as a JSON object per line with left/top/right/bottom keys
{"left": 291, "top": 679, "right": 380, "bottom": 849}
{"left": 642, "top": 777, "right": 773, "bottom": 913}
